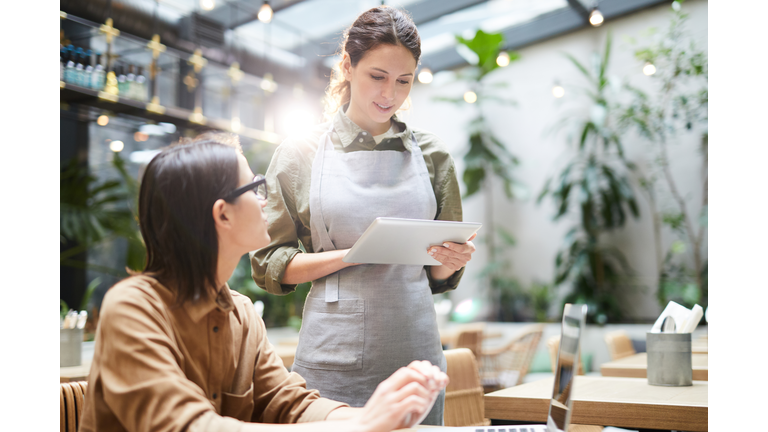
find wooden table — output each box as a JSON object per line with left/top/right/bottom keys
{"left": 484, "top": 376, "right": 708, "bottom": 431}
{"left": 692, "top": 339, "right": 708, "bottom": 354}
{"left": 61, "top": 361, "right": 91, "bottom": 383}
{"left": 398, "top": 424, "right": 603, "bottom": 431}
{"left": 600, "top": 352, "right": 708, "bottom": 381}
{"left": 439, "top": 328, "right": 503, "bottom": 346}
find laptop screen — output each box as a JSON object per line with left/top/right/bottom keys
{"left": 546, "top": 304, "right": 587, "bottom": 432}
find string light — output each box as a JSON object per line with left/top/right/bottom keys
{"left": 97, "top": 115, "right": 109, "bottom": 126}
{"left": 552, "top": 83, "right": 565, "bottom": 98}
{"left": 200, "top": 0, "right": 215, "bottom": 11}
{"left": 260, "top": 73, "right": 277, "bottom": 93}
{"left": 589, "top": 8, "right": 604, "bottom": 26}
{"left": 109, "top": 140, "right": 124, "bottom": 152}
{"left": 463, "top": 91, "right": 477, "bottom": 104}
{"left": 643, "top": 62, "right": 657, "bottom": 76}
{"left": 418, "top": 67, "right": 433, "bottom": 84}
{"left": 496, "top": 51, "right": 510, "bottom": 67}
{"left": 258, "top": 1, "right": 273, "bottom": 23}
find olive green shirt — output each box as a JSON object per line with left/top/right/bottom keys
{"left": 250, "top": 107, "right": 465, "bottom": 295}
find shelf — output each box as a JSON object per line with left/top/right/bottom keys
{"left": 60, "top": 81, "right": 281, "bottom": 144}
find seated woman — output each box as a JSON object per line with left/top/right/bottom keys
{"left": 79, "top": 133, "right": 448, "bottom": 432}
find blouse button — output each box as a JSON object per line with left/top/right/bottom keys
{"left": 362, "top": 131, "right": 367, "bottom": 135}
{"left": 359, "top": 138, "right": 364, "bottom": 142}
{"left": 213, "top": 326, "right": 219, "bottom": 333}
{"left": 212, "top": 393, "right": 218, "bottom": 400}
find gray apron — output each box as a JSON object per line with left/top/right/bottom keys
{"left": 291, "top": 123, "right": 446, "bottom": 425}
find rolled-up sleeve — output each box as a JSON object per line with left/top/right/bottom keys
{"left": 250, "top": 144, "right": 305, "bottom": 295}
{"left": 423, "top": 136, "right": 466, "bottom": 294}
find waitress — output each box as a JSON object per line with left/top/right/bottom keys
{"left": 251, "top": 5, "right": 476, "bottom": 425}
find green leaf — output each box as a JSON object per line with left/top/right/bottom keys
{"left": 579, "top": 122, "right": 595, "bottom": 149}
{"left": 462, "top": 167, "right": 486, "bottom": 198}
{"left": 537, "top": 177, "right": 552, "bottom": 204}
{"left": 564, "top": 53, "right": 592, "bottom": 82}
{"left": 456, "top": 29, "right": 505, "bottom": 75}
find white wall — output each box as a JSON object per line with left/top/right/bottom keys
{"left": 400, "top": 1, "right": 708, "bottom": 321}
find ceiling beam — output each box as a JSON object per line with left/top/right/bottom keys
{"left": 421, "top": 0, "right": 669, "bottom": 73}
{"left": 202, "top": 0, "right": 311, "bottom": 30}
{"left": 566, "top": 0, "right": 591, "bottom": 22}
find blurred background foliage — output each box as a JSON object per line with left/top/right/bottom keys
{"left": 539, "top": 33, "right": 641, "bottom": 324}
{"left": 618, "top": 2, "right": 708, "bottom": 310}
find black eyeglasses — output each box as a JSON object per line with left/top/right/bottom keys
{"left": 224, "top": 174, "right": 268, "bottom": 201}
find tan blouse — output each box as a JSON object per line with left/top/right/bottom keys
{"left": 79, "top": 275, "right": 347, "bottom": 432}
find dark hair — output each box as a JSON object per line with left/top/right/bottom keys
{"left": 324, "top": 5, "right": 421, "bottom": 117}
{"left": 138, "top": 132, "right": 242, "bottom": 305}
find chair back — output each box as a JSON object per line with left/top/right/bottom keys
{"left": 478, "top": 323, "right": 544, "bottom": 390}
{"left": 454, "top": 322, "right": 486, "bottom": 360}
{"left": 61, "top": 381, "right": 88, "bottom": 432}
{"left": 443, "top": 348, "right": 491, "bottom": 427}
{"left": 547, "top": 335, "right": 585, "bottom": 375}
{"left": 604, "top": 330, "right": 636, "bottom": 360}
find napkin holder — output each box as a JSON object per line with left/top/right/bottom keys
{"left": 60, "top": 327, "right": 83, "bottom": 367}
{"left": 646, "top": 332, "right": 692, "bottom": 386}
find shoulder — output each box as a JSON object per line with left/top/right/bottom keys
{"left": 229, "top": 289, "right": 254, "bottom": 310}
{"left": 271, "top": 121, "right": 330, "bottom": 163}
{"left": 410, "top": 127, "right": 454, "bottom": 163}
{"left": 229, "top": 290, "right": 268, "bottom": 332}
{"left": 99, "top": 275, "right": 169, "bottom": 325}
{"left": 102, "top": 276, "right": 162, "bottom": 308}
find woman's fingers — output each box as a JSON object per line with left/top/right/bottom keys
{"left": 428, "top": 252, "right": 468, "bottom": 271}
{"left": 395, "top": 394, "right": 431, "bottom": 428}
{"left": 428, "top": 239, "right": 476, "bottom": 271}
{"left": 378, "top": 367, "right": 430, "bottom": 394}
{"left": 407, "top": 361, "right": 448, "bottom": 390}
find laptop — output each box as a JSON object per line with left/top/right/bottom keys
{"left": 422, "top": 303, "right": 588, "bottom": 432}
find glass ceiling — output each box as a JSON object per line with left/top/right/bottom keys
{"left": 418, "top": 0, "right": 568, "bottom": 56}
{"left": 113, "top": 0, "right": 573, "bottom": 71}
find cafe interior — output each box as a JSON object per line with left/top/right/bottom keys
{"left": 53, "top": 0, "right": 717, "bottom": 431}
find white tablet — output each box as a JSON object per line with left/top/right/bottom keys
{"left": 342, "top": 217, "right": 482, "bottom": 266}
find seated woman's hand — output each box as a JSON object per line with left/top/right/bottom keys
{"left": 428, "top": 232, "right": 477, "bottom": 272}
{"left": 402, "top": 360, "right": 449, "bottom": 427}
{"left": 355, "top": 366, "right": 435, "bottom": 432}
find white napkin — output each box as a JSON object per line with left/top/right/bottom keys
{"left": 680, "top": 304, "right": 704, "bottom": 333}
{"left": 651, "top": 301, "right": 704, "bottom": 333}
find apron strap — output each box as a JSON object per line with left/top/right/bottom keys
{"left": 325, "top": 273, "right": 339, "bottom": 303}
{"left": 313, "top": 124, "right": 341, "bottom": 303}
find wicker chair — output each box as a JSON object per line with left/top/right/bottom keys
{"left": 547, "top": 335, "right": 585, "bottom": 375}
{"left": 443, "top": 348, "right": 491, "bottom": 427}
{"left": 478, "top": 323, "right": 544, "bottom": 392}
{"left": 450, "top": 322, "right": 486, "bottom": 360}
{"left": 61, "top": 381, "right": 88, "bottom": 432}
{"left": 604, "top": 330, "right": 636, "bottom": 360}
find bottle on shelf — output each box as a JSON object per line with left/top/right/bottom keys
{"left": 64, "top": 45, "right": 76, "bottom": 84}
{"left": 74, "top": 47, "right": 86, "bottom": 87}
{"left": 91, "top": 54, "right": 105, "bottom": 91}
{"left": 60, "top": 46, "right": 67, "bottom": 82}
{"left": 84, "top": 50, "right": 94, "bottom": 89}
{"left": 117, "top": 64, "right": 127, "bottom": 96}
{"left": 135, "top": 66, "right": 147, "bottom": 102}
{"left": 126, "top": 64, "right": 136, "bottom": 99}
